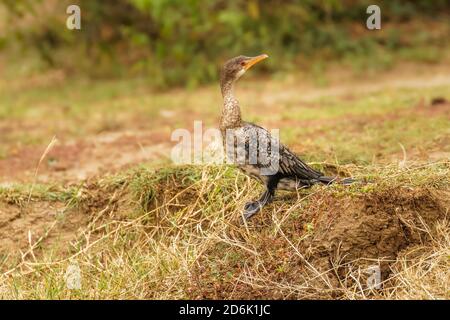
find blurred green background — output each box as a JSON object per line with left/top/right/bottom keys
{"left": 1, "top": 0, "right": 449, "bottom": 88}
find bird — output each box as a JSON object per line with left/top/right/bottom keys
{"left": 219, "top": 54, "right": 354, "bottom": 219}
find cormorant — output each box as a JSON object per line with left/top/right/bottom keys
{"left": 219, "top": 54, "right": 353, "bottom": 219}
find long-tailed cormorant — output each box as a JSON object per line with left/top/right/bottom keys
{"left": 219, "top": 54, "right": 353, "bottom": 219}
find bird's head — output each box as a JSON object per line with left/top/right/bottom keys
{"left": 220, "top": 54, "right": 268, "bottom": 87}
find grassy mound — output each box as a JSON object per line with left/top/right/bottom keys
{"left": 0, "top": 162, "right": 448, "bottom": 299}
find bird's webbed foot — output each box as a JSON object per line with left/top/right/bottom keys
{"left": 242, "top": 190, "right": 273, "bottom": 220}
{"left": 243, "top": 201, "right": 263, "bottom": 219}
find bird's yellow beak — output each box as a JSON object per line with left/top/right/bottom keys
{"left": 244, "top": 54, "right": 268, "bottom": 70}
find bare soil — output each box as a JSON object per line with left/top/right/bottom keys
{"left": 306, "top": 188, "right": 448, "bottom": 272}
{"left": 187, "top": 186, "right": 449, "bottom": 299}
{"left": 0, "top": 130, "right": 171, "bottom": 184}
{"left": 0, "top": 201, "right": 87, "bottom": 254}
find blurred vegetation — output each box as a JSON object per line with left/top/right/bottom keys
{"left": 1, "top": 0, "right": 449, "bottom": 87}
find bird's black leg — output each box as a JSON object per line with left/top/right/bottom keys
{"left": 243, "top": 175, "right": 279, "bottom": 220}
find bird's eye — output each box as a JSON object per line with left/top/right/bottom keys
{"left": 240, "top": 61, "right": 246, "bottom": 67}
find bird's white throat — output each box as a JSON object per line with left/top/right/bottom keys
{"left": 236, "top": 69, "right": 246, "bottom": 79}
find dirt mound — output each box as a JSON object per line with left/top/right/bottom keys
{"left": 0, "top": 201, "right": 88, "bottom": 255}
{"left": 306, "top": 187, "right": 447, "bottom": 274}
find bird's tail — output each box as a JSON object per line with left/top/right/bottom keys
{"left": 318, "top": 176, "right": 355, "bottom": 185}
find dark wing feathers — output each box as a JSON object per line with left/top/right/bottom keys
{"left": 241, "top": 122, "right": 324, "bottom": 180}
{"left": 278, "top": 146, "right": 323, "bottom": 180}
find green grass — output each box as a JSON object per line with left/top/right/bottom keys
{"left": 0, "top": 183, "right": 79, "bottom": 204}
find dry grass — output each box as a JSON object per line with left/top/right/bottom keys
{"left": 383, "top": 220, "right": 450, "bottom": 299}
{"left": 0, "top": 161, "right": 448, "bottom": 299}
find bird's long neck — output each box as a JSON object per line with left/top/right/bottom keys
{"left": 220, "top": 79, "right": 242, "bottom": 130}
